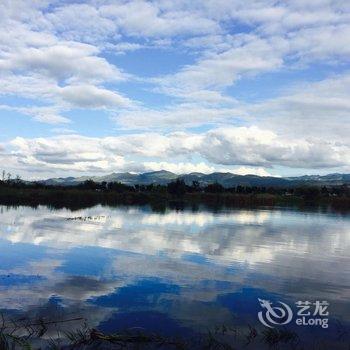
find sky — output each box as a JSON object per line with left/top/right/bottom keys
{"left": 0, "top": 0, "right": 350, "bottom": 179}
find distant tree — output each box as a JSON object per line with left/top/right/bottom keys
{"left": 295, "top": 186, "right": 320, "bottom": 200}
{"left": 186, "top": 180, "right": 201, "bottom": 193}
{"left": 167, "top": 179, "right": 187, "bottom": 196}
{"left": 13, "top": 175, "right": 22, "bottom": 187}
{"left": 192, "top": 180, "right": 201, "bottom": 191}
{"left": 146, "top": 184, "right": 155, "bottom": 192}
{"left": 204, "top": 182, "right": 224, "bottom": 193}
{"left": 321, "top": 186, "right": 329, "bottom": 195}
{"left": 81, "top": 179, "right": 97, "bottom": 190}
{"left": 236, "top": 185, "right": 244, "bottom": 193}
{"left": 107, "top": 181, "right": 131, "bottom": 192}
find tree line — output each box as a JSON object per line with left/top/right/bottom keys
{"left": 0, "top": 173, "right": 349, "bottom": 200}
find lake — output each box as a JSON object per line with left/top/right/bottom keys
{"left": 0, "top": 205, "right": 349, "bottom": 349}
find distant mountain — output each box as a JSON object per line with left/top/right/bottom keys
{"left": 40, "top": 171, "right": 350, "bottom": 188}
{"left": 41, "top": 170, "right": 178, "bottom": 186}
{"left": 180, "top": 173, "right": 292, "bottom": 187}
{"left": 287, "top": 173, "right": 350, "bottom": 185}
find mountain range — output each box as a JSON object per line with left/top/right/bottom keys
{"left": 40, "top": 171, "right": 350, "bottom": 188}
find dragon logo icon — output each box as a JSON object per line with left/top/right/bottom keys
{"left": 258, "top": 298, "right": 293, "bottom": 328}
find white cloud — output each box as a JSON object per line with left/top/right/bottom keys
{"left": 59, "top": 85, "right": 131, "bottom": 108}
{"left": 198, "top": 126, "right": 349, "bottom": 168}
{"left": 109, "top": 42, "right": 145, "bottom": 54}
{"left": 22, "top": 109, "right": 70, "bottom": 124}
{"left": 0, "top": 42, "right": 124, "bottom": 83}
{"left": 1, "top": 0, "right": 350, "bottom": 176}
{"left": 46, "top": 3, "right": 117, "bottom": 44}
{"left": 4, "top": 124, "right": 350, "bottom": 179}
{"left": 113, "top": 72, "right": 350, "bottom": 149}
{"left": 149, "top": 2, "right": 350, "bottom": 98}
{"left": 0, "top": 73, "right": 57, "bottom": 101}
{"left": 250, "top": 73, "right": 350, "bottom": 141}
{"left": 0, "top": 3, "right": 131, "bottom": 121}
{"left": 142, "top": 161, "right": 217, "bottom": 174}
{"left": 0, "top": 105, "right": 70, "bottom": 124}
{"left": 51, "top": 127, "right": 77, "bottom": 135}
{"left": 158, "top": 35, "right": 285, "bottom": 93}
{"left": 113, "top": 103, "right": 245, "bottom": 129}
{"left": 286, "top": 23, "right": 350, "bottom": 63}
{"left": 99, "top": 1, "right": 219, "bottom": 38}
{"left": 9, "top": 135, "right": 126, "bottom": 174}
{"left": 141, "top": 162, "right": 273, "bottom": 176}
{"left": 233, "top": 167, "right": 273, "bottom": 177}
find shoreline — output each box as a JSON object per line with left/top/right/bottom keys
{"left": 1, "top": 185, "right": 349, "bottom": 213}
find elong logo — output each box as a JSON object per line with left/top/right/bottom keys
{"left": 257, "top": 299, "right": 329, "bottom": 329}
{"left": 258, "top": 298, "right": 293, "bottom": 328}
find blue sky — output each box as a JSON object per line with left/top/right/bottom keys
{"left": 0, "top": 0, "right": 350, "bottom": 179}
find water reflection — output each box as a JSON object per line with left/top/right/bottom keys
{"left": 0, "top": 205, "right": 349, "bottom": 348}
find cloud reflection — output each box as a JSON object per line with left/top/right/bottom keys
{"left": 0, "top": 205, "right": 349, "bottom": 340}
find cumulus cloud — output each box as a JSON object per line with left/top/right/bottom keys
{"left": 158, "top": 35, "right": 285, "bottom": 93}
{"left": 51, "top": 127, "right": 77, "bottom": 135}
{"left": 4, "top": 125, "right": 350, "bottom": 178}
{"left": 9, "top": 135, "right": 126, "bottom": 173}
{"left": 233, "top": 167, "right": 273, "bottom": 177}
{"left": 197, "top": 127, "right": 349, "bottom": 168}
{"left": 113, "top": 72, "right": 350, "bottom": 148}
{"left": 0, "top": 42, "right": 123, "bottom": 82}
{"left": 113, "top": 104, "right": 246, "bottom": 129}
{"left": 0, "top": 0, "right": 349, "bottom": 175}
{"left": 140, "top": 162, "right": 273, "bottom": 176}
{"left": 0, "top": 105, "right": 71, "bottom": 124}
{"left": 151, "top": 2, "right": 350, "bottom": 97}
{"left": 142, "top": 161, "right": 218, "bottom": 174}
{"left": 250, "top": 73, "right": 350, "bottom": 141}
{"left": 59, "top": 85, "right": 131, "bottom": 108}
{"left": 45, "top": 3, "right": 117, "bottom": 44}
{"left": 99, "top": 1, "right": 219, "bottom": 37}
{"left": 0, "top": 2, "right": 131, "bottom": 123}
{"left": 157, "top": 21, "right": 350, "bottom": 97}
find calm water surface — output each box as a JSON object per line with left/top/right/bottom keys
{"left": 0, "top": 205, "right": 349, "bottom": 348}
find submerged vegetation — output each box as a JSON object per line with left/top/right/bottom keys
{"left": 0, "top": 175, "right": 349, "bottom": 212}
{"left": 2, "top": 314, "right": 343, "bottom": 350}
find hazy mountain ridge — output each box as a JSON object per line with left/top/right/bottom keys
{"left": 40, "top": 171, "right": 350, "bottom": 188}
